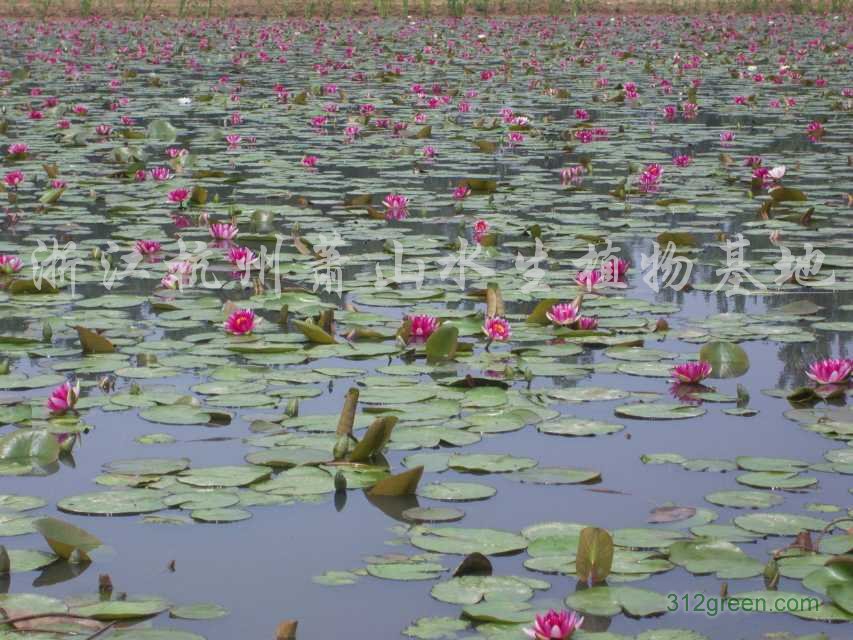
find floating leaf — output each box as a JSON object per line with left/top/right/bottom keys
{"left": 33, "top": 517, "right": 101, "bottom": 561}
{"left": 576, "top": 527, "right": 614, "bottom": 583}
{"left": 75, "top": 326, "right": 115, "bottom": 354}
{"left": 699, "top": 341, "right": 750, "bottom": 378}
{"left": 368, "top": 466, "right": 423, "bottom": 497}
{"left": 425, "top": 325, "right": 459, "bottom": 364}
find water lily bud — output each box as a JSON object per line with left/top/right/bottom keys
{"left": 654, "top": 318, "right": 669, "bottom": 332}
{"left": 99, "top": 573, "right": 113, "bottom": 596}
{"left": 334, "top": 471, "right": 347, "bottom": 493}
{"left": 0, "top": 545, "right": 9, "bottom": 575}
{"left": 333, "top": 435, "right": 350, "bottom": 461}
{"left": 763, "top": 558, "right": 780, "bottom": 590}
{"left": 285, "top": 398, "right": 298, "bottom": 418}
{"left": 0, "top": 359, "right": 9, "bottom": 375}
{"left": 129, "top": 382, "right": 142, "bottom": 395}
{"left": 275, "top": 620, "right": 298, "bottom": 640}
{"left": 42, "top": 321, "right": 53, "bottom": 342}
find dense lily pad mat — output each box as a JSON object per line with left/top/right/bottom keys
{"left": 0, "top": 8, "right": 850, "bottom": 640}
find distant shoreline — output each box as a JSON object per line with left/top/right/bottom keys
{"left": 2, "top": 1, "right": 849, "bottom": 19}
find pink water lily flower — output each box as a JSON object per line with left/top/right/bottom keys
{"left": 483, "top": 316, "right": 511, "bottom": 342}
{"left": 47, "top": 380, "right": 80, "bottom": 415}
{"left": 225, "top": 134, "right": 242, "bottom": 147}
{"left": 168, "top": 188, "right": 190, "bottom": 206}
{"left": 408, "top": 314, "right": 439, "bottom": 340}
{"left": 4, "top": 170, "right": 24, "bottom": 189}
{"left": 524, "top": 609, "right": 584, "bottom": 640}
{"left": 806, "top": 121, "right": 825, "bottom": 140}
{"left": 671, "top": 361, "right": 713, "bottom": 384}
{"left": 603, "top": 257, "right": 630, "bottom": 280}
{"left": 227, "top": 246, "right": 258, "bottom": 270}
{"left": 673, "top": 155, "right": 691, "bottom": 167}
{"left": 576, "top": 316, "right": 599, "bottom": 330}
{"left": 561, "top": 166, "right": 585, "bottom": 186}
{"left": 150, "top": 166, "right": 173, "bottom": 181}
{"left": 7, "top": 143, "right": 29, "bottom": 157}
{"left": 638, "top": 163, "right": 663, "bottom": 192}
{"left": 453, "top": 185, "right": 471, "bottom": 200}
{"left": 0, "top": 254, "right": 23, "bottom": 274}
{"left": 383, "top": 193, "right": 410, "bottom": 221}
{"left": 210, "top": 223, "right": 239, "bottom": 241}
{"left": 546, "top": 303, "right": 580, "bottom": 327}
{"left": 302, "top": 155, "right": 318, "bottom": 168}
{"left": 806, "top": 358, "right": 853, "bottom": 385}
{"left": 224, "top": 308, "right": 261, "bottom": 335}
{"left": 135, "top": 240, "right": 161, "bottom": 255}
{"left": 575, "top": 269, "right": 603, "bottom": 291}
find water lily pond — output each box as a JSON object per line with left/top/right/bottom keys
{"left": 1, "top": 10, "right": 852, "bottom": 640}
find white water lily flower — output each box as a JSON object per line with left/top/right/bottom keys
{"left": 768, "top": 166, "right": 786, "bottom": 180}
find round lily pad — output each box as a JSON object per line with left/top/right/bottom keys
{"left": 615, "top": 403, "right": 706, "bottom": 420}
{"left": 140, "top": 405, "right": 211, "bottom": 425}
{"left": 403, "top": 616, "right": 471, "bottom": 639}
{"left": 366, "top": 561, "right": 445, "bottom": 581}
{"left": 403, "top": 507, "right": 465, "bottom": 523}
{"left": 418, "top": 482, "right": 497, "bottom": 502}
{"left": 70, "top": 595, "right": 170, "bottom": 620}
{"left": 191, "top": 508, "right": 252, "bottom": 523}
{"left": 512, "top": 467, "right": 601, "bottom": 485}
{"left": 448, "top": 454, "right": 537, "bottom": 473}
{"left": 705, "top": 490, "right": 784, "bottom": 509}
{"left": 0, "top": 494, "right": 47, "bottom": 512}
{"left": 245, "top": 447, "right": 331, "bottom": 468}
{"left": 177, "top": 465, "right": 272, "bottom": 488}
{"left": 7, "top": 548, "right": 58, "bottom": 572}
{"left": 58, "top": 490, "right": 167, "bottom": 516}
{"left": 105, "top": 458, "right": 190, "bottom": 476}
{"left": 411, "top": 526, "right": 528, "bottom": 556}
{"left": 538, "top": 418, "right": 624, "bottom": 437}
{"left": 169, "top": 603, "right": 229, "bottom": 620}
{"left": 430, "top": 575, "right": 545, "bottom": 605}
{"left": 734, "top": 513, "right": 828, "bottom": 536}
{"left": 735, "top": 471, "right": 818, "bottom": 489}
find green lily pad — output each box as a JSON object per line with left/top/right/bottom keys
{"left": 411, "top": 526, "right": 528, "bottom": 556}
{"left": 366, "top": 561, "right": 445, "bottom": 581}
{"left": 512, "top": 467, "right": 601, "bottom": 485}
{"left": 430, "top": 575, "right": 546, "bottom": 605}
{"left": 169, "top": 603, "right": 229, "bottom": 620}
{"left": 669, "top": 538, "right": 763, "bottom": 578}
{"left": 705, "top": 490, "right": 784, "bottom": 509}
{"left": 565, "top": 586, "right": 669, "bottom": 617}
{"left": 734, "top": 513, "right": 828, "bottom": 536}
{"left": 58, "top": 490, "right": 167, "bottom": 516}
{"left": 418, "top": 482, "right": 497, "bottom": 502}
{"left": 177, "top": 465, "right": 272, "bottom": 488}
{"left": 614, "top": 403, "right": 706, "bottom": 420}
{"left": 105, "top": 458, "right": 190, "bottom": 476}
{"left": 448, "top": 454, "right": 537, "bottom": 473}
{"left": 538, "top": 418, "right": 624, "bottom": 437}
{"left": 403, "top": 616, "right": 470, "bottom": 639}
